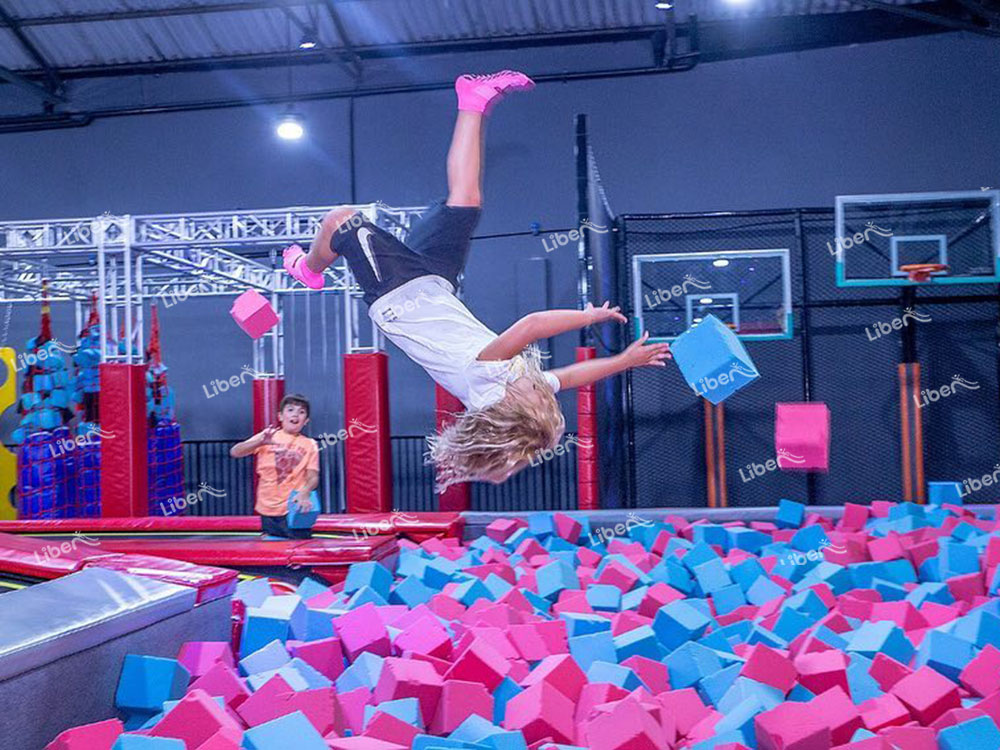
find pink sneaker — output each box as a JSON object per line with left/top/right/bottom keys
{"left": 283, "top": 244, "right": 325, "bottom": 290}
{"left": 455, "top": 70, "right": 535, "bottom": 114}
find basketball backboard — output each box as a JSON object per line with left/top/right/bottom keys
{"left": 834, "top": 189, "right": 1000, "bottom": 287}
{"left": 631, "top": 248, "right": 793, "bottom": 342}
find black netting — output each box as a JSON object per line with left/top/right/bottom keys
{"left": 618, "top": 209, "right": 1000, "bottom": 507}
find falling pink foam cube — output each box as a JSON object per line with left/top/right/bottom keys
{"left": 230, "top": 289, "right": 279, "bottom": 339}
{"left": 775, "top": 402, "right": 830, "bottom": 471}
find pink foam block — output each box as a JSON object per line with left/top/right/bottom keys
{"left": 553, "top": 513, "right": 583, "bottom": 543}
{"left": 740, "top": 644, "right": 798, "bottom": 694}
{"left": 575, "top": 683, "right": 630, "bottom": 724}
{"left": 794, "top": 649, "right": 849, "bottom": 695}
{"left": 504, "top": 681, "right": 576, "bottom": 745}
{"left": 947, "top": 571, "right": 986, "bottom": 602}
{"left": 878, "top": 726, "right": 936, "bottom": 750}
{"left": 230, "top": 289, "right": 280, "bottom": 339}
{"left": 194, "top": 726, "right": 243, "bottom": 750}
{"left": 755, "top": 701, "right": 832, "bottom": 750}
{"left": 509, "top": 621, "right": 568, "bottom": 661}
{"left": 584, "top": 694, "right": 670, "bottom": 750}
{"left": 334, "top": 603, "right": 391, "bottom": 661}
{"left": 289, "top": 637, "right": 345, "bottom": 682}
{"left": 595, "top": 561, "right": 639, "bottom": 593}
{"left": 840, "top": 504, "right": 871, "bottom": 531}
{"left": 374, "top": 657, "right": 444, "bottom": 726}
{"left": 810, "top": 687, "right": 863, "bottom": 746}
{"left": 859, "top": 693, "right": 911, "bottom": 732}
{"left": 393, "top": 615, "right": 453, "bottom": 659}
{"left": 929, "top": 707, "right": 988, "bottom": 731}
{"left": 831, "top": 739, "right": 888, "bottom": 750}
{"left": 657, "top": 688, "right": 712, "bottom": 739}
{"left": 326, "top": 738, "right": 407, "bottom": 750}
{"left": 960, "top": 644, "right": 1000, "bottom": 697}
{"left": 363, "top": 711, "right": 421, "bottom": 747}
{"left": 775, "top": 402, "right": 830, "bottom": 471}
{"left": 622, "top": 655, "right": 671, "bottom": 694}
{"left": 890, "top": 665, "right": 961, "bottom": 724}
{"left": 486, "top": 518, "right": 527, "bottom": 543}
{"left": 520, "top": 654, "right": 587, "bottom": 701}
{"left": 149, "top": 688, "right": 243, "bottom": 747}
{"left": 236, "top": 674, "right": 296, "bottom": 726}
{"left": 335, "top": 687, "right": 373, "bottom": 736}
{"left": 868, "top": 652, "right": 913, "bottom": 692}
{"left": 189, "top": 661, "right": 251, "bottom": 709}
{"left": 444, "top": 636, "right": 510, "bottom": 690}
{"left": 429, "top": 679, "right": 493, "bottom": 734}
{"left": 45, "top": 719, "right": 123, "bottom": 750}
{"left": 178, "top": 641, "right": 235, "bottom": 680}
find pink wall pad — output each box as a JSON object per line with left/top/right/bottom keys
{"left": 809, "top": 686, "right": 863, "bottom": 746}
{"left": 429, "top": 680, "right": 493, "bottom": 734}
{"left": 45, "top": 719, "right": 124, "bottom": 750}
{"left": 230, "top": 290, "right": 279, "bottom": 339}
{"left": 775, "top": 402, "right": 830, "bottom": 471}
{"left": 149, "top": 688, "right": 243, "bottom": 748}
{"left": 362, "top": 712, "right": 421, "bottom": 747}
{"left": 178, "top": 642, "right": 235, "bottom": 680}
{"left": 755, "top": 701, "right": 832, "bottom": 750}
{"left": 960, "top": 644, "right": 1000, "bottom": 697}
{"left": 503, "top": 681, "right": 576, "bottom": 745}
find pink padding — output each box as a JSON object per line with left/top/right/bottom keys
{"left": 775, "top": 402, "right": 830, "bottom": 471}
{"left": 149, "top": 688, "right": 243, "bottom": 747}
{"left": 890, "top": 666, "right": 961, "bottom": 724}
{"left": 230, "top": 289, "right": 279, "bottom": 339}
{"left": 82, "top": 553, "right": 238, "bottom": 604}
{"left": 755, "top": 701, "right": 832, "bottom": 750}
{"left": 45, "top": 719, "right": 123, "bottom": 749}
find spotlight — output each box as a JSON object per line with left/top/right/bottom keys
{"left": 655, "top": 1, "right": 674, "bottom": 8}
{"left": 299, "top": 30, "right": 318, "bottom": 50}
{"left": 713, "top": 258, "right": 730, "bottom": 268}
{"left": 699, "top": 297, "right": 714, "bottom": 304}
{"left": 276, "top": 111, "right": 305, "bottom": 141}
{"left": 693, "top": 317, "right": 703, "bottom": 323}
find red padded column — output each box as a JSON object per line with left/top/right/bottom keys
{"left": 100, "top": 363, "right": 148, "bottom": 517}
{"left": 575, "top": 346, "right": 600, "bottom": 510}
{"left": 252, "top": 378, "right": 285, "bottom": 496}
{"left": 435, "top": 385, "right": 470, "bottom": 512}
{"left": 343, "top": 352, "right": 392, "bottom": 514}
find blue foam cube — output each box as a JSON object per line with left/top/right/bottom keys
{"left": 243, "top": 710, "right": 328, "bottom": 749}
{"left": 115, "top": 655, "right": 190, "bottom": 713}
{"left": 613, "top": 624, "right": 663, "bottom": 662}
{"left": 653, "top": 599, "right": 711, "bottom": 651}
{"left": 568, "top": 630, "right": 617, "bottom": 672}
{"left": 929, "top": 481, "right": 964, "bottom": 506}
{"left": 112, "top": 738, "right": 185, "bottom": 749}
{"left": 939, "top": 716, "right": 1000, "bottom": 750}
{"left": 664, "top": 641, "right": 724, "bottom": 689}
{"left": 286, "top": 489, "right": 320, "bottom": 529}
{"left": 670, "top": 314, "right": 760, "bottom": 404}
{"left": 776, "top": 499, "right": 805, "bottom": 529}
{"left": 344, "top": 561, "right": 393, "bottom": 599}
{"left": 586, "top": 584, "right": 622, "bottom": 612}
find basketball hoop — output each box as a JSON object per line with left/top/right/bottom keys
{"left": 899, "top": 263, "right": 949, "bottom": 283}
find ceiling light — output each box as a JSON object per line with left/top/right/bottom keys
{"left": 276, "top": 111, "right": 305, "bottom": 141}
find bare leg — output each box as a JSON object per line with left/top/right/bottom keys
{"left": 447, "top": 111, "right": 485, "bottom": 208}
{"left": 303, "top": 207, "right": 357, "bottom": 273}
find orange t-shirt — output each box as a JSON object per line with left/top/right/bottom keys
{"left": 254, "top": 430, "right": 320, "bottom": 516}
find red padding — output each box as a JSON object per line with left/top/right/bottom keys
{"left": 575, "top": 346, "right": 600, "bottom": 510}
{"left": 0, "top": 512, "right": 464, "bottom": 541}
{"left": 253, "top": 378, "right": 285, "bottom": 495}
{"left": 343, "top": 353, "right": 392, "bottom": 514}
{"left": 82, "top": 554, "right": 237, "bottom": 604}
{"left": 435, "top": 386, "right": 470, "bottom": 512}
{"left": 100, "top": 363, "right": 148, "bottom": 517}
{"left": 0, "top": 532, "right": 98, "bottom": 579}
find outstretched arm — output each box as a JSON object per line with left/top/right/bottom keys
{"left": 477, "top": 302, "right": 625, "bottom": 361}
{"left": 549, "top": 332, "right": 671, "bottom": 391}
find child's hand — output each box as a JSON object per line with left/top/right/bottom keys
{"left": 258, "top": 425, "right": 277, "bottom": 447}
{"left": 621, "top": 332, "right": 672, "bottom": 369}
{"left": 290, "top": 491, "right": 312, "bottom": 512}
{"left": 585, "top": 301, "right": 627, "bottom": 325}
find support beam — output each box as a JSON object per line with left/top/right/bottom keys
{"left": 321, "top": 0, "right": 363, "bottom": 81}
{"left": 849, "top": 0, "right": 1000, "bottom": 36}
{"left": 3, "top": 0, "right": 326, "bottom": 26}
{"left": 0, "top": 64, "right": 64, "bottom": 104}
{"left": 0, "top": 2, "right": 64, "bottom": 97}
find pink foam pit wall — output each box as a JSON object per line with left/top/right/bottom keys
{"left": 149, "top": 688, "right": 243, "bottom": 748}
{"left": 45, "top": 719, "right": 124, "bottom": 750}
{"left": 229, "top": 290, "right": 280, "bottom": 339}
{"left": 775, "top": 402, "right": 830, "bottom": 471}
{"left": 504, "top": 681, "right": 576, "bottom": 745}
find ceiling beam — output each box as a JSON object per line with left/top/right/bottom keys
{"left": 0, "top": 1, "right": 328, "bottom": 26}
{"left": 321, "top": 0, "right": 363, "bottom": 81}
{"left": 0, "top": 64, "right": 65, "bottom": 103}
{"left": 848, "top": 0, "right": 1000, "bottom": 35}
{"left": 0, "top": 2, "right": 64, "bottom": 96}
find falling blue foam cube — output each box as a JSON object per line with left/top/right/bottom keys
{"left": 670, "top": 314, "right": 760, "bottom": 404}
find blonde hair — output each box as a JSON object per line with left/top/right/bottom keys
{"left": 428, "top": 347, "right": 565, "bottom": 492}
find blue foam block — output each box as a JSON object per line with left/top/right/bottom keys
{"left": 243, "top": 710, "right": 328, "bottom": 749}
{"left": 111, "top": 737, "right": 185, "bottom": 749}
{"left": 670, "top": 314, "right": 760, "bottom": 404}
{"left": 929, "top": 481, "right": 964, "bottom": 507}
{"left": 915, "top": 629, "right": 975, "bottom": 682}
{"left": 239, "top": 640, "right": 291, "bottom": 676}
{"left": 586, "top": 584, "right": 622, "bottom": 612}
{"left": 365, "top": 697, "right": 423, "bottom": 728}
{"left": 493, "top": 677, "right": 524, "bottom": 725}
{"left": 711, "top": 583, "right": 747, "bottom": 616}
{"left": 693, "top": 558, "right": 733, "bottom": 594}
{"left": 847, "top": 620, "right": 915, "bottom": 666}
{"left": 613, "top": 624, "right": 664, "bottom": 662}
{"left": 664, "top": 641, "right": 724, "bottom": 689}
{"left": 286, "top": 489, "right": 320, "bottom": 529}
{"left": 938, "top": 716, "right": 1000, "bottom": 750}
{"left": 775, "top": 499, "right": 805, "bottom": 529}
{"left": 391, "top": 575, "right": 437, "bottom": 608}
{"left": 587, "top": 661, "right": 643, "bottom": 690}
{"left": 535, "top": 560, "right": 580, "bottom": 601}
{"left": 569, "top": 630, "right": 617, "bottom": 672}
{"left": 344, "top": 561, "right": 393, "bottom": 599}
{"left": 653, "top": 599, "right": 711, "bottom": 651}
{"left": 115, "top": 655, "right": 190, "bottom": 713}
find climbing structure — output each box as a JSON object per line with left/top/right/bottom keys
{"left": 146, "top": 304, "right": 184, "bottom": 516}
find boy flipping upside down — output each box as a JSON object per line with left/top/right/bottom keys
{"left": 284, "top": 70, "right": 670, "bottom": 490}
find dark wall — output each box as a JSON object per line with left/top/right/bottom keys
{"left": 1, "top": 32, "right": 998, "bottom": 460}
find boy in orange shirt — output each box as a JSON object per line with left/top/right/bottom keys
{"left": 230, "top": 394, "right": 320, "bottom": 539}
